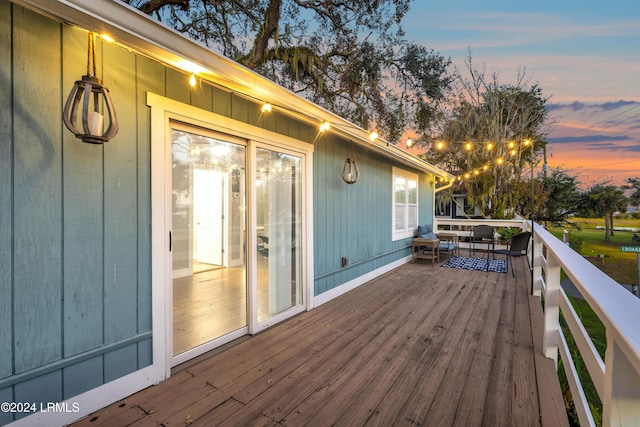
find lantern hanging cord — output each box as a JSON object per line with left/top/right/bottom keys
{"left": 87, "top": 32, "right": 97, "bottom": 77}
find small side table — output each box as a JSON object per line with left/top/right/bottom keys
{"left": 412, "top": 238, "right": 440, "bottom": 265}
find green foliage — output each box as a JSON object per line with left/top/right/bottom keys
{"left": 577, "top": 181, "right": 629, "bottom": 242}
{"left": 423, "top": 55, "right": 549, "bottom": 219}
{"left": 540, "top": 167, "right": 582, "bottom": 224}
{"left": 126, "top": 0, "right": 453, "bottom": 143}
{"left": 624, "top": 177, "right": 640, "bottom": 206}
{"left": 579, "top": 182, "right": 628, "bottom": 218}
{"left": 497, "top": 226, "right": 519, "bottom": 240}
{"left": 568, "top": 234, "right": 584, "bottom": 253}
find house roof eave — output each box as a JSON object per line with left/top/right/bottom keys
{"left": 14, "top": 0, "right": 453, "bottom": 179}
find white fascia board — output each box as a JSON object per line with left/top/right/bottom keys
{"left": 14, "top": 0, "right": 452, "bottom": 179}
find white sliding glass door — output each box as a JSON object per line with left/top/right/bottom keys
{"left": 149, "top": 94, "right": 313, "bottom": 372}
{"left": 255, "top": 147, "right": 303, "bottom": 324}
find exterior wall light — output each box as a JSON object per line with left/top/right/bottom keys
{"left": 63, "top": 32, "right": 118, "bottom": 144}
{"left": 342, "top": 158, "right": 360, "bottom": 184}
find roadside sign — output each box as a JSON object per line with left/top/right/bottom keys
{"left": 621, "top": 246, "right": 640, "bottom": 253}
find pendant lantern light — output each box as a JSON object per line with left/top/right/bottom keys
{"left": 342, "top": 158, "right": 360, "bottom": 184}
{"left": 63, "top": 32, "right": 118, "bottom": 144}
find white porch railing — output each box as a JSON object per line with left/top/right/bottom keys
{"left": 434, "top": 218, "right": 640, "bottom": 427}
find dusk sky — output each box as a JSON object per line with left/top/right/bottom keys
{"left": 405, "top": 0, "right": 640, "bottom": 186}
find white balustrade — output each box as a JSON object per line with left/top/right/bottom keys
{"left": 434, "top": 218, "right": 640, "bottom": 427}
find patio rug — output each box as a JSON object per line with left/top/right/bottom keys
{"left": 441, "top": 256, "right": 507, "bottom": 273}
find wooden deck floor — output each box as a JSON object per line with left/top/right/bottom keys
{"left": 72, "top": 257, "right": 568, "bottom": 427}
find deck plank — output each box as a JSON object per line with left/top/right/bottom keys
{"left": 529, "top": 293, "right": 571, "bottom": 427}
{"left": 481, "top": 273, "right": 516, "bottom": 427}
{"left": 450, "top": 272, "right": 505, "bottom": 426}
{"left": 422, "top": 269, "right": 502, "bottom": 426}
{"left": 512, "top": 261, "right": 542, "bottom": 426}
{"left": 224, "top": 267, "right": 446, "bottom": 424}
{"left": 377, "top": 269, "right": 491, "bottom": 426}
{"left": 288, "top": 266, "right": 466, "bottom": 425}
{"left": 71, "top": 260, "right": 567, "bottom": 427}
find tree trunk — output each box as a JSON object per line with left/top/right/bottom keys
{"left": 610, "top": 214, "right": 615, "bottom": 236}
{"left": 244, "top": 0, "right": 283, "bottom": 69}
{"left": 604, "top": 212, "right": 611, "bottom": 242}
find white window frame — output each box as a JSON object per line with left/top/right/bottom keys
{"left": 392, "top": 167, "right": 419, "bottom": 241}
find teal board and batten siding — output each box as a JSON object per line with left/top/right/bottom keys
{"left": 313, "top": 135, "right": 435, "bottom": 296}
{"left": 0, "top": 4, "right": 152, "bottom": 423}
{"left": 0, "top": 2, "right": 314, "bottom": 424}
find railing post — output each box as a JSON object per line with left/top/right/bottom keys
{"left": 602, "top": 336, "right": 640, "bottom": 426}
{"left": 543, "top": 253, "right": 561, "bottom": 364}
{"left": 532, "top": 233, "right": 543, "bottom": 297}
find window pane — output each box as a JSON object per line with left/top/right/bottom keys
{"left": 408, "top": 180, "right": 417, "bottom": 204}
{"left": 395, "top": 205, "right": 405, "bottom": 232}
{"left": 408, "top": 206, "right": 418, "bottom": 229}
{"left": 256, "top": 148, "right": 303, "bottom": 322}
{"left": 171, "top": 128, "right": 247, "bottom": 355}
{"left": 395, "top": 177, "right": 406, "bottom": 204}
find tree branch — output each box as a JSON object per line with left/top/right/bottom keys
{"left": 244, "top": 0, "right": 283, "bottom": 69}
{"left": 138, "top": 0, "right": 188, "bottom": 15}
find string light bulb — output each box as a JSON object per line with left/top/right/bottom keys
{"left": 100, "top": 34, "right": 115, "bottom": 43}
{"left": 436, "top": 141, "right": 444, "bottom": 150}
{"left": 486, "top": 142, "right": 493, "bottom": 150}
{"left": 369, "top": 131, "right": 379, "bottom": 142}
{"left": 465, "top": 142, "right": 472, "bottom": 151}
{"left": 319, "top": 121, "right": 331, "bottom": 132}
{"left": 406, "top": 139, "right": 413, "bottom": 148}
{"left": 261, "top": 102, "right": 272, "bottom": 113}
{"left": 189, "top": 73, "right": 196, "bottom": 87}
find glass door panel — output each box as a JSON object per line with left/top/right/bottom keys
{"left": 171, "top": 128, "right": 246, "bottom": 356}
{"left": 255, "top": 148, "right": 303, "bottom": 322}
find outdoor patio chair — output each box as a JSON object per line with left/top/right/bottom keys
{"left": 492, "top": 231, "right": 532, "bottom": 277}
{"left": 435, "top": 232, "right": 459, "bottom": 258}
{"left": 469, "top": 225, "right": 495, "bottom": 257}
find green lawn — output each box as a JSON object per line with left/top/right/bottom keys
{"left": 548, "top": 220, "right": 640, "bottom": 285}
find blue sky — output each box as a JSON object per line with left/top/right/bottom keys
{"left": 404, "top": 1, "right": 640, "bottom": 184}
{"left": 404, "top": 0, "right": 639, "bottom": 103}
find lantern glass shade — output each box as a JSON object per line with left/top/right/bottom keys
{"left": 342, "top": 158, "right": 360, "bottom": 184}
{"left": 63, "top": 75, "right": 118, "bottom": 144}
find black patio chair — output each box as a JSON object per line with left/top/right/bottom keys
{"left": 469, "top": 225, "right": 495, "bottom": 254}
{"left": 492, "top": 231, "right": 532, "bottom": 277}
